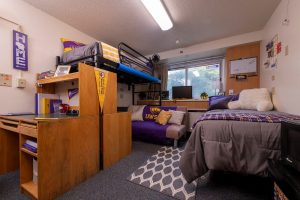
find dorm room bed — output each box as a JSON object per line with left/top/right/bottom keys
{"left": 56, "top": 41, "right": 160, "bottom": 84}
{"left": 179, "top": 109, "right": 300, "bottom": 183}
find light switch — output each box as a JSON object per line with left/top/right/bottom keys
{"left": 0, "top": 73, "right": 12, "bottom": 87}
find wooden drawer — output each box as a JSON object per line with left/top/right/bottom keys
{"left": 0, "top": 118, "right": 19, "bottom": 132}
{"left": 19, "top": 125, "right": 38, "bottom": 138}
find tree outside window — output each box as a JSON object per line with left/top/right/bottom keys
{"left": 167, "top": 64, "right": 220, "bottom": 99}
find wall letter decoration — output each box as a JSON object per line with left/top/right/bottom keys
{"left": 13, "top": 30, "right": 28, "bottom": 71}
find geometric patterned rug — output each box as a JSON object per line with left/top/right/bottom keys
{"left": 128, "top": 146, "right": 198, "bottom": 200}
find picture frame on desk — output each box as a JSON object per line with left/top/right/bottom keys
{"left": 54, "top": 65, "right": 71, "bottom": 77}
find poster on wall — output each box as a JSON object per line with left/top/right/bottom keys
{"left": 265, "top": 34, "right": 282, "bottom": 69}
{"left": 13, "top": 30, "right": 28, "bottom": 71}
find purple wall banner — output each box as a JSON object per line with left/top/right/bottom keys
{"left": 13, "top": 30, "right": 28, "bottom": 71}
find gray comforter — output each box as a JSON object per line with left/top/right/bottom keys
{"left": 61, "top": 42, "right": 101, "bottom": 63}
{"left": 180, "top": 110, "right": 281, "bottom": 183}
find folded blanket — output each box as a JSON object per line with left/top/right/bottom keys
{"left": 193, "top": 110, "right": 300, "bottom": 128}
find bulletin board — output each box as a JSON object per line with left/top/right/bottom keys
{"left": 229, "top": 57, "right": 257, "bottom": 77}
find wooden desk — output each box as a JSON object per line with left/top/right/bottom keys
{"left": 0, "top": 114, "right": 99, "bottom": 200}
{"left": 137, "top": 99, "right": 209, "bottom": 110}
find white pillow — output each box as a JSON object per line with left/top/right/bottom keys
{"left": 168, "top": 110, "right": 185, "bottom": 125}
{"left": 129, "top": 105, "right": 145, "bottom": 121}
{"left": 228, "top": 88, "right": 273, "bottom": 111}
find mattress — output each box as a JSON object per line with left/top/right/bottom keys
{"left": 117, "top": 63, "right": 160, "bottom": 83}
{"left": 61, "top": 41, "right": 120, "bottom": 64}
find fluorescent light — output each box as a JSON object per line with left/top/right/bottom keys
{"left": 141, "top": 0, "right": 173, "bottom": 31}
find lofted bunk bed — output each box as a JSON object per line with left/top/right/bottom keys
{"left": 55, "top": 41, "right": 162, "bottom": 169}
{"left": 56, "top": 41, "right": 162, "bottom": 106}
{"left": 57, "top": 42, "right": 159, "bottom": 85}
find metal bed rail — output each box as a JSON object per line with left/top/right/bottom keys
{"left": 118, "top": 42, "right": 154, "bottom": 76}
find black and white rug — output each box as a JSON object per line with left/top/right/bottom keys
{"left": 128, "top": 146, "right": 198, "bottom": 200}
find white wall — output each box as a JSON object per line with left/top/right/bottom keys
{"left": 158, "top": 30, "right": 263, "bottom": 60}
{"left": 260, "top": 0, "right": 300, "bottom": 115}
{"left": 117, "top": 83, "right": 132, "bottom": 107}
{"left": 0, "top": 0, "right": 96, "bottom": 114}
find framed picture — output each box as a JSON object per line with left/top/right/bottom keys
{"left": 54, "top": 65, "right": 71, "bottom": 77}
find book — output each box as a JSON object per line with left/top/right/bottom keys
{"left": 42, "top": 98, "right": 51, "bottom": 114}
{"left": 22, "top": 143, "right": 37, "bottom": 153}
{"left": 35, "top": 93, "right": 60, "bottom": 114}
{"left": 37, "top": 70, "right": 55, "bottom": 80}
{"left": 50, "top": 99, "right": 62, "bottom": 113}
{"left": 25, "top": 140, "right": 37, "bottom": 148}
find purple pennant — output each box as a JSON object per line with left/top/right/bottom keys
{"left": 68, "top": 88, "right": 79, "bottom": 99}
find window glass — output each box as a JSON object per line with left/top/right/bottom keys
{"left": 187, "top": 64, "right": 220, "bottom": 98}
{"left": 167, "top": 64, "right": 220, "bottom": 99}
{"left": 167, "top": 69, "right": 186, "bottom": 98}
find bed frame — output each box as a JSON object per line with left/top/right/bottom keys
{"left": 56, "top": 42, "right": 162, "bottom": 105}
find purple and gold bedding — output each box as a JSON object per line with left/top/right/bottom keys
{"left": 194, "top": 110, "right": 300, "bottom": 127}
{"left": 180, "top": 109, "right": 300, "bottom": 183}
{"left": 61, "top": 41, "right": 120, "bottom": 64}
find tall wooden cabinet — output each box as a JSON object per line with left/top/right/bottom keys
{"left": 0, "top": 63, "right": 132, "bottom": 199}
{"left": 98, "top": 69, "right": 132, "bottom": 169}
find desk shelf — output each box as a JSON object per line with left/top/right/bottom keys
{"left": 21, "top": 148, "right": 38, "bottom": 158}
{"left": 21, "top": 181, "right": 38, "bottom": 199}
{"left": 36, "top": 72, "right": 79, "bottom": 85}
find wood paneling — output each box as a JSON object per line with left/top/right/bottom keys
{"left": 102, "top": 112, "right": 131, "bottom": 169}
{"left": 102, "top": 72, "right": 117, "bottom": 114}
{"left": 226, "top": 42, "right": 260, "bottom": 94}
{"left": 79, "top": 64, "right": 99, "bottom": 116}
{"left": 37, "top": 116, "right": 99, "bottom": 200}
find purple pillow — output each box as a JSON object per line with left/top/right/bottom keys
{"left": 208, "top": 95, "right": 238, "bottom": 111}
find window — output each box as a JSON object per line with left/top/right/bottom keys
{"left": 167, "top": 64, "right": 220, "bottom": 99}
{"left": 167, "top": 69, "right": 185, "bottom": 98}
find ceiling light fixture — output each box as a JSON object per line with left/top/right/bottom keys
{"left": 141, "top": 0, "right": 173, "bottom": 31}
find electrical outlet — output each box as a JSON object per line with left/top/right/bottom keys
{"left": 229, "top": 89, "right": 234, "bottom": 95}
{"left": 0, "top": 73, "right": 12, "bottom": 87}
{"left": 17, "top": 78, "right": 26, "bottom": 88}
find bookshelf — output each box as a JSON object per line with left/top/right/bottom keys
{"left": 36, "top": 64, "right": 99, "bottom": 117}
{"left": 0, "top": 63, "right": 131, "bottom": 199}
{"left": 17, "top": 63, "right": 100, "bottom": 199}
{"left": 36, "top": 72, "right": 79, "bottom": 85}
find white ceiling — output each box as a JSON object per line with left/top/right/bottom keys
{"left": 24, "top": 0, "right": 280, "bottom": 55}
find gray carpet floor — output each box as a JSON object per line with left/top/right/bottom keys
{"left": 0, "top": 141, "right": 272, "bottom": 200}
